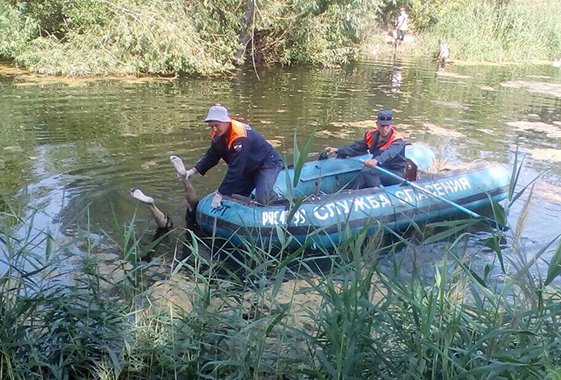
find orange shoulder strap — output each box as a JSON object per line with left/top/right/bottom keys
{"left": 227, "top": 120, "right": 248, "bottom": 148}
{"left": 379, "top": 128, "right": 404, "bottom": 150}
{"left": 365, "top": 128, "right": 377, "bottom": 147}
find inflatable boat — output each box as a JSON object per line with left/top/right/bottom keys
{"left": 194, "top": 145, "right": 511, "bottom": 249}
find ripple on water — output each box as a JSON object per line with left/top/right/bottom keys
{"left": 330, "top": 120, "right": 376, "bottom": 129}
{"left": 435, "top": 71, "right": 472, "bottom": 79}
{"left": 534, "top": 182, "right": 561, "bottom": 205}
{"left": 431, "top": 100, "right": 469, "bottom": 109}
{"left": 2, "top": 58, "right": 561, "bottom": 277}
{"left": 422, "top": 123, "right": 466, "bottom": 138}
{"left": 501, "top": 81, "right": 561, "bottom": 98}
{"left": 526, "top": 148, "right": 561, "bottom": 163}
{"left": 506, "top": 121, "right": 561, "bottom": 139}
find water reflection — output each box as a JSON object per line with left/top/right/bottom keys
{"left": 390, "top": 55, "right": 404, "bottom": 94}
{"left": 1, "top": 58, "right": 561, "bottom": 276}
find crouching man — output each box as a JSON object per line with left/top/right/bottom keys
{"left": 180, "top": 104, "right": 283, "bottom": 208}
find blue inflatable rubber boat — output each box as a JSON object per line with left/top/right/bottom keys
{"left": 195, "top": 145, "right": 511, "bottom": 249}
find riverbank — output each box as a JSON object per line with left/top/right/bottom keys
{"left": 0, "top": 0, "right": 376, "bottom": 77}
{"left": 0, "top": 61, "right": 175, "bottom": 85}
{"left": 361, "top": 32, "right": 558, "bottom": 67}
{"left": 3, "top": 0, "right": 560, "bottom": 78}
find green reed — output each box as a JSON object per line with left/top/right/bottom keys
{"left": 2, "top": 149, "right": 561, "bottom": 380}
{"left": 413, "top": 0, "right": 561, "bottom": 62}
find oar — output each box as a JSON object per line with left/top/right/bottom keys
{"left": 365, "top": 162, "right": 507, "bottom": 230}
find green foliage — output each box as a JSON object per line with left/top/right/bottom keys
{"left": 255, "top": 0, "right": 382, "bottom": 65}
{"left": 6, "top": 0, "right": 236, "bottom": 76}
{"left": 413, "top": 0, "right": 561, "bottom": 62}
{"left": 0, "top": 0, "right": 383, "bottom": 76}
{"left": 2, "top": 0, "right": 560, "bottom": 72}
{"left": 0, "top": 2, "right": 38, "bottom": 58}
{"left": 405, "top": 0, "right": 472, "bottom": 31}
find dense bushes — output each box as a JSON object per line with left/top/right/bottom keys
{"left": 2, "top": 0, "right": 560, "bottom": 75}
{"left": 0, "top": 0, "right": 381, "bottom": 76}
{"left": 1, "top": 0, "right": 238, "bottom": 76}
{"left": 253, "top": 0, "right": 380, "bottom": 65}
{"left": 0, "top": 2, "right": 38, "bottom": 58}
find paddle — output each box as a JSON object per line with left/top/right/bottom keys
{"left": 362, "top": 161, "right": 507, "bottom": 230}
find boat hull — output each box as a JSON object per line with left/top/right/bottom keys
{"left": 195, "top": 148, "right": 510, "bottom": 249}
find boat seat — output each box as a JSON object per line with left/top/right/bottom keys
{"left": 404, "top": 159, "right": 418, "bottom": 181}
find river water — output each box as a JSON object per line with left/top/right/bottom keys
{"left": 1, "top": 56, "right": 561, "bottom": 276}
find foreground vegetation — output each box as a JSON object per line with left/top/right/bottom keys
{"left": 2, "top": 157, "right": 561, "bottom": 379}
{"left": 1, "top": 0, "right": 559, "bottom": 77}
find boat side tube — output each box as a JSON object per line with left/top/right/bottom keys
{"left": 196, "top": 161, "right": 511, "bottom": 250}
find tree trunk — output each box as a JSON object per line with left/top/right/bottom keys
{"left": 235, "top": 0, "right": 256, "bottom": 63}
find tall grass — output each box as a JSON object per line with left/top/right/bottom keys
{"left": 413, "top": 0, "right": 561, "bottom": 62}
{"left": 3, "top": 158, "right": 561, "bottom": 379}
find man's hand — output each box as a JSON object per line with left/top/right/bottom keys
{"left": 361, "top": 158, "right": 378, "bottom": 168}
{"left": 211, "top": 192, "right": 223, "bottom": 209}
{"left": 185, "top": 169, "right": 196, "bottom": 180}
{"left": 324, "top": 147, "right": 338, "bottom": 155}
{"left": 170, "top": 155, "right": 197, "bottom": 181}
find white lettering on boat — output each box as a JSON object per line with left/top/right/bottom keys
{"left": 262, "top": 209, "right": 308, "bottom": 226}
{"left": 260, "top": 177, "right": 472, "bottom": 226}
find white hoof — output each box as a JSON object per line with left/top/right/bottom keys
{"left": 130, "top": 188, "right": 154, "bottom": 205}
{"left": 170, "top": 155, "right": 187, "bottom": 180}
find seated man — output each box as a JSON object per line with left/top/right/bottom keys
{"left": 324, "top": 110, "right": 406, "bottom": 188}
{"left": 175, "top": 104, "right": 282, "bottom": 208}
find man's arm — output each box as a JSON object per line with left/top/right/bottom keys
{"left": 374, "top": 139, "right": 405, "bottom": 166}
{"left": 218, "top": 137, "right": 249, "bottom": 196}
{"left": 336, "top": 138, "right": 369, "bottom": 158}
{"left": 194, "top": 139, "right": 223, "bottom": 175}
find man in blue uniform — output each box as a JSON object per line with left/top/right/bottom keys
{"left": 324, "top": 110, "right": 406, "bottom": 188}
{"left": 181, "top": 104, "right": 282, "bottom": 208}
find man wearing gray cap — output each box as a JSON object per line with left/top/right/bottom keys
{"left": 324, "top": 110, "right": 406, "bottom": 188}
{"left": 181, "top": 104, "right": 282, "bottom": 208}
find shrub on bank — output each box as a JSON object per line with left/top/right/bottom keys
{"left": 0, "top": 0, "right": 380, "bottom": 76}
{"left": 2, "top": 0, "right": 237, "bottom": 76}
{"left": 0, "top": 2, "right": 38, "bottom": 58}
{"left": 2, "top": 0, "right": 560, "bottom": 74}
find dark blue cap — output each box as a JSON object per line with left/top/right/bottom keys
{"left": 377, "top": 110, "right": 393, "bottom": 126}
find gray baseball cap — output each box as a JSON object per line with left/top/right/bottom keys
{"left": 204, "top": 105, "right": 231, "bottom": 123}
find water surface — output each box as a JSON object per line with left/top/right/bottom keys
{"left": 2, "top": 57, "right": 561, "bottom": 276}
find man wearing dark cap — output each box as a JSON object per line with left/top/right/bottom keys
{"left": 324, "top": 110, "right": 406, "bottom": 188}
{"left": 178, "top": 104, "right": 282, "bottom": 208}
